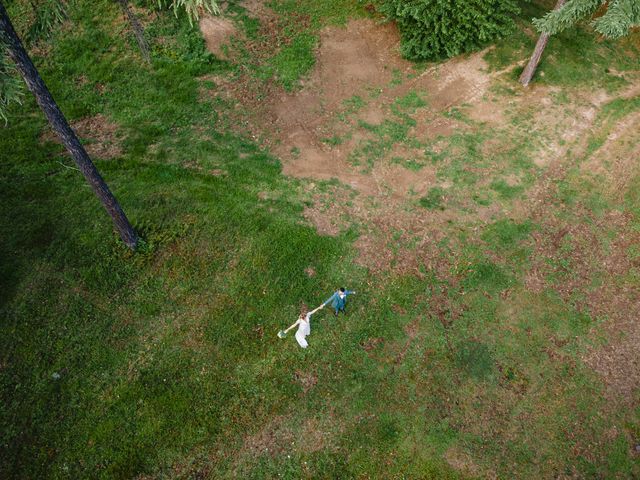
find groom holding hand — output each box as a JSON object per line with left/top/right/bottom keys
{"left": 323, "top": 287, "right": 356, "bottom": 317}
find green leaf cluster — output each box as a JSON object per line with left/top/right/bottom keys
{"left": 380, "top": 0, "right": 522, "bottom": 61}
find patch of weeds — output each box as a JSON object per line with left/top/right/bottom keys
{"left": 390, "top": 68, "right": 403, "bottom": 86}
{"left": 351, "top": 118, "right": 412, "bottom": 167}
{"left": 461, "top": 261, "right": 513, "bottom": 293}
{"left": 498, "top": 362, "right": 530, "bottom": 393}
{"left": 456, "top": 341, "right": 495, "bottom": 380}
{"left": 584, "top": 190, "right": 610, "bottom": 217}
{"left": 343, "top": 94, "right": 366, "bottom": 112}
{"left": 376, "top": 413, "right": 400, "bottom": 443}
{"left": 434, "top": 132, "right": 488, "bottom": 186}
{"left": 489, "top": 82, "right": 517, "bottom": 97}
{"left": 482, "top": 219, "right": 533, "bottom": 267}
{"left": 567, "top": 309, "right": 594, "bottom": 336}
{"left": 270, "top": 0, "right": 366, "bottom": 27}
{"left": 555, "top": 178, "right": 579, "bottom": 207}
{"left": 337, "top": 95, "right": 367, "bottom": 122}
{"left": 627, "top": 244, "right": 640, "bottom": 262}
{"left": 393, "top": 91, "right": 428, "bottom": 112}
{"left": 343, "top": 94, "right": 367, "bottom": 111}
{"left": 550, "top": 90, "right": 571, "bottom": 105}
{"left": 536, "top": 26, "right": 636, "bottom": 89}
{"left": 443, "top": 107, "right": 465, "bottom": 121}
{"left": 605, "top": 434, "right": 636, "bottom": 476}
{"left": 441, "top": 163, "right": 478, "bottom": 187}
{"left": 472, "top": 193, "right": 491, "bottom": 206}
{"left": 290, "top": 146, "right": 300, "bottom": 157}
{"left": 392, "top": 157, "right": 425, "bottom": 171}
{"left": 268, "top": 33, "right": 317, "bottom": 90}
{"left": 367, "top": 86, "right": 383, "bottom": 99}
{"left": 322, "top": 135, "right": 343, "bottom": 146}
{"left": 419, "top": 187, "right": 446, "bottom": 210}
{"left": 490, "top": 179, "right": 524, "bottom": 200}
{"left": 423, "top": 144, "right": 448, "bottom": 164}
{"left": 545, "top": 239, "right": 575, "bottom": 284}
{"left": 235, "top": 10, "right": 261, "bottom": 39}
{"left": 481, "top": 219, "right": 533, "bottom": 250}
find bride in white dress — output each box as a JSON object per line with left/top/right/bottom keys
{"left": 281, "top": 304, "right": 325, "bottom": 348}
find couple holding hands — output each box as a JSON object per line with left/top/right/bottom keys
{"left": 279, "top": 288, "right": 356, "bottom": 348}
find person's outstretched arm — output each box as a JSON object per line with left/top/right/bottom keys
{"left": 309, "top": 304, "right": 325, "bottom": 315}
{"left": 346, "top": 290, "right": 356, "bottom": 296}
{"left": 322, "top": 292, "right": 336, "bottom": 306}
{"left": 284, "top": 319, "right": 301, "bottom": 334}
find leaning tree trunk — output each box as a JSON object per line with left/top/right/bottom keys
{"left": 519, "top": 0, "right": 567, "bottom": 87}
{"left": 0, "top": 2, "right": 139, "bottom": 249}
{"left": 116, "top": 0, "right": 150, "bottom": 63}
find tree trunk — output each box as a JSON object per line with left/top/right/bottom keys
{"left": 519, "top": 0, "right": 567, "bottom": 87}
{"left": 0, "top": 3, "right": 139, "bottom": 249}
{"left": 116, "top": 0, "right": 151, "bottom": 63}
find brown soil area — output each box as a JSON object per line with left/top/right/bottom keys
{"left": 232, "top": 414, "right": 339, "bottom": 473}
{"left": 265, "top": 23, "right": 510, "bottom": 196}
{"left": 444, "top": 446, "right": 488, "bottom": 479}
{"left": 199, "top": 14, "right": 239, "bottom": 59}
{"left": 241, "top": 19, "right": 518, "bottom": 275}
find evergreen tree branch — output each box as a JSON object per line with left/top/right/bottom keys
{"left": 593, "top": 0, "right": 640, "bottom": 39}
{"left": 533, "top": 0, "right": 602, "bottom": 35}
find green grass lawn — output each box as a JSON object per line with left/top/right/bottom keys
{"left": 1, "top": 0, "right": 640, "bottom": 478}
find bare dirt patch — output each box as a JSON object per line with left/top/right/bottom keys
{"left": 199, "top": 14, "right": 239, "bottom": 59}
{"left": 301, "top": 184, "right": 354, "bottom": 237}
{"left": 444, "top": 446, "right": 484, "bottom": 478}
{"left": 294, "top": 369, "right": 318, "bottom": 393}
{"left": 233, "top": 413, "right": 339, "bottom": 471}
{"left": 41, "top": 114, "right": 123, "bottom": 160}
{"left": 240, "top": 415, "right": 292, "bottom": 458}
{"left": 246, "top": 20, "right": 516, "bottom": 272}
{"left": 240, "top": 0, "right": 270, "bottom": 17}
{"left": 266, "top": 31, "right": 509, "bottom": 198}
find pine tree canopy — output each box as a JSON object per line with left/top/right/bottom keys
{"left": 533, "top": 0, "right": 640, "bottom": 39}
{"left": 381, "top": 0, "right": 521, "bottom": 61}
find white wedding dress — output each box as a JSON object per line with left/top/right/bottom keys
{"left": 295, "top": 313, "right": 312, "bottom": 348}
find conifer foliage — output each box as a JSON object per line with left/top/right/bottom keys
{"left": 381, "top": 0, "right": 521, "bottom": 60}
{"left": 534, "top": 0, "right": 640, "bottom": 39}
